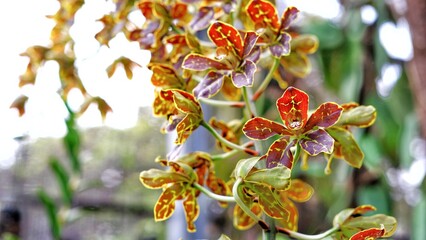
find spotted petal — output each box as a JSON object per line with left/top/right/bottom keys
{"left": 246, "top": 0, "right": 280, "bottom": 31}
{"left": 190, "top": 6, "right": 214, "bottom": 32}
{"left": 231, "top": 60, "right": 256, "bottom": 88}
{"left": 276, "top": 87, "right": 309, "bottom": 131}
{"left": 175, "top": 113, "right": 202, "bottom": 145}
{"left": 350, "top": 227, "right": 386, "bottom": 240}
{"left": 149, "top": 64, "right": 184, "bottom": 88}
{"left": 183, "top": 190, "right": 199, "bottom": 232}
{"left": 243, "top": 31, "right": 260, "bottom": 58}
{"left": 304, "top": 102, "right": 343, "bottom": 132}
{"left": 250, "top": 183, "right": 290, "bottom": 220}
{"left": 208, "top": 21, "right": 244, "bottom": 57}
{"left": 279, "top": 7, "right": 299, "bottom": 32}
{"left": 193, "top": 71, "right": 224, "bottom": 99}
{"left": 243, "top": 117, "right": 290, "bottom": 140}
{"left": 286, "top": 179, "right": 314, "bottom": 202}
{"left": 269, "top": 32, "right": 291, "bottom": 58}
{"left": 266, "top": 137, "right": 296, "bottom": 169}
{"left": 171, "top": 90, "right": 202, "bottom": 114}
{"left": 299, "top": 129, "right": 334, "bottom": 156}
{"left": 154, "top": 183, "right": 186, "bottom": 221}
{"left": 182, "top": 53, "right": 230, "bottom": 71}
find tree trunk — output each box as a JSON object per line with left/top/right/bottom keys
{"left": 405, "top": 0, "right": 426, "bottom": 138}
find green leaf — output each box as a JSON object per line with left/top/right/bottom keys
{"left": 343, "top": 214, "right": 397, "bottom": 238}
{"left": 49, "top": 157, "right": 73, "bottom": 207}
{"left": 327, "top": 127, "right": 364, "bottom": 168}
{"left": 248, "top": 183, "right": 290, "bottom": 220}
{"left": 235, "top": 157, "right": 259, "bottom": 179}
{"left": 63, "top": 115, "right": 81, "bottom": 173}
{"left": 140, "top": 169, "right": 190, "bottom": 189}
{"left": 337, "top": 105, "right": 377, "bottom": 128}
{"left": 37, "top": 189, "right": 61, "bottom": 240}
{"left": 245, "top": 166, "right": 291, "bottom": 190}
{"left": 333, "top": 205, "right": 376, "bottom": 227}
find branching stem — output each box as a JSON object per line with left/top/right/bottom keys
{"left": 201, "top": 120, "right": 259, "bottom": 156}
{"left": 276, "top": 225, "right": 340, "bottom": 240}
{"left": 199, "top": 98, "right": 245, "bottom": 108}
{"left": 253, "top": 58, "right": 280, "bottom": 101}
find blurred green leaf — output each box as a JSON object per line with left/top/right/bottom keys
{"left": 413, "top": 197, "right": 426, "bottom": 240}
{"left": 64, "top": 115, "right": 81, "bottom": 173}
{"left": 302, "top": 20, "right": 344, "bottom": 50}
{"left": 49, "top": 157, "right": 73, "bottom": 206}
{"left": 356, "top": 184, "right": 391, "bottom": 215}
{"left": 37, "top": 189, "right": 61, "bottom": 240}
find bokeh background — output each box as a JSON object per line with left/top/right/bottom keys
{"left": 0, "top": 0, "right": 425, "bottom": 239}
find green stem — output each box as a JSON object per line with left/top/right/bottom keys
{"left": 199, "top": 98, "right": 245, "bottom": 108}
{"left": 201, "top": 120, "right": 259, "bottom": 156}
{"left": 193, "top": 183, "right": 235, "bottom": 202}
{"left": 293, "top": 143, "right": 302, "bottom": 165}
{"left": 170, "top": 23, "right": 183, "bottom": 34}
{"left": 277, "top": 225, "right": 340, "bottom": 240}
{"left": 252, "top": 58, "right": 280, "bottom": 101}
{"left": 242, "top": 87, "right": 256, "bottom": 118}
{"left": 211, "top": 142, "right": 255, "bottom": 161}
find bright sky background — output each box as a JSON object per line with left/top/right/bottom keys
{"left": 0, "top": 0, "right": 413, "bottom": 168}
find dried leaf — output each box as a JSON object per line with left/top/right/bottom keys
{"left": 10, "top": 95, "right": 28, "bottom": 116}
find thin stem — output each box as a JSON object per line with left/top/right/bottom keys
{"left": 170, "top": 23, "right": 183, "bottom": 34}
{"left": 242, "top": 87, "right": 256, "bottom": 118}
{"left": 252, "top": 58, "right": 280, "bottom": 101}
{"left": 276, "top": 225, "right": 340, "bottom": 240}
{"left": 201, "top": 120, "right": 259, "bottom": 156}
{"left": 293, "top": 143, "right": 302, "bottom": 165}
{"left": 193, "top": 183, "right": 235, "bottom": 202}
{"left": 199, "top": 98, "right": 245, "bottom": 108}
{"left": 211, "top": 142, "right": 255, "bottom": 161}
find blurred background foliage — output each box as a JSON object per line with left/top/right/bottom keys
{"left": 1, "top": 0, "right": 426, "bottom": 239}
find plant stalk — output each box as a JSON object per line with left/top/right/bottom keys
{"left": 193, "top": 183, "right": 235, "bottom": 202}
{"left": 201, "top": 120, "right": 259, "bottom": 156}
{"left": 253, "top": 58, "right": 280, "bottom": 101}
